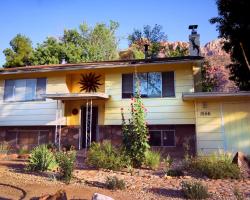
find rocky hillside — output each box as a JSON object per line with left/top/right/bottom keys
{"left": 201, "top": 39, "right": 231, "bottom": 66}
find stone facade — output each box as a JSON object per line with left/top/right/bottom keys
{"left": 98, "top": 124, "right": 196, "bottom": 157}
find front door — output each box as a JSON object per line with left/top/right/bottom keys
{"left": 81, "top": 106, "right": 98, "bottom": 148}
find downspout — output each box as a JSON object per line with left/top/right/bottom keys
{"left": 55, "top": 100, "right": 58, "bottom": 145}
{"left": 78, "top": 107, "right": 81, "bottom": 150}
{"left": 59, "top": 100, "right": 62, "bottom": 151}
{"left": 220, "top": 102, "right": 227, "bottom": 151}
{"left": 194, "top": 100, "right": 198, "bottom": 155}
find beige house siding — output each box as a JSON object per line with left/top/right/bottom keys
{"left": 0, "top": 75, "right": 68, "bottom": 126}
{"left": 196, "top": 100, "right": 250, "bottom": 155}
{"left": 104, "top": 67, "right": 196, "bottom": 125}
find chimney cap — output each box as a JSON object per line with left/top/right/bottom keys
{"left": 188, "top": 25, "right": 198, "bottom": 30}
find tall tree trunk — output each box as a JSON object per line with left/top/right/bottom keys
{"left": 240, "top": 42, "right": 250, "bottom": 71}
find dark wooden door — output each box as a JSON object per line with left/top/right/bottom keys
{"left": 81, "top": 106, "right": 98, "bottom": 148}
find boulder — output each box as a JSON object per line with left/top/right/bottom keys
{"left": 92, "top": 193, "right": 114, "bottom": 200}
{"left": 38, "top": 190, "right": 67, "bottom": 200}
{"left": 232, "top": 152, "right": 250, "bottom": 178}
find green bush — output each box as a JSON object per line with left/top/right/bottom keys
{"left": 105, "top": 176, "right": 126, "bottom": 190}
{"left": 86, "top": 141, "right": 130, "bottom": 171}
{"left": 55, "top": 150, "right": 76, "bottom": 183}
{"left": 189, "top": 152, "right": 241, "bottom": 179}
{"left": 0, "top": 141, "right": 10, "bottom": 154}
{"left": 167, "top": 169, "right": 184, "bottom": 177}
{"left": 163, "top": 154, "right": 173, "bottom": 171}
{"left": 144, "top": 150, "right": 161, "bottom": 169}
{"left": 27, "top": 144, "right": 56, "bottom": 172}
{"left": 19, "top": 148, "right": 30, "bottom": 155}
{"left": 181, "top": 181, "right": 209, "bottom": 199}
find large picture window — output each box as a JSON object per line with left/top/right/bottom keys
{"left": 4, "top": 78, "right": 46, "bottom": 102}
{"left": 122, "top": 71, "right": 175, "bottom": 98}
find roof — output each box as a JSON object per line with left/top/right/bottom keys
{"left": 182, "top": 91, "right": 250, "bottom": 101}
{"left": 44, "top": 93, "right": 109, "bottom": 100}
{"left": 0, "top": 56, "right": 203, "bottom": 75}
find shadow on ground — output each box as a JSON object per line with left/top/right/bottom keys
{"left": 148, "top": 187, "right": 183, "bottom": 198}
{"left": 0, "top": 183, "right": 26, "bottom": 200}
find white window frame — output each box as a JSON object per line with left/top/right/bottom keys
{"left": 3, "top": 78, "right": 47, "bottom": 102}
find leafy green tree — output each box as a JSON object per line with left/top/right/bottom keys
{"left": 165, "top": 45, "right": 189, "bottom": 57}
{"left": 121, "top": 78, "right": 150, "bottom": 168}
{"left": 210, "top": 0, "right": 250, "bottom": 90}
{"left": 32, "top": 37, "right": 64, "bottom": 65}
{"left": 32, "top": 21, "right": 119, "bottom": 65}
{"left": 3, "top": 34, "right": 34, "bottom": 67}
{"left": 128, "top": 24, "right": 167, "bottom": 58}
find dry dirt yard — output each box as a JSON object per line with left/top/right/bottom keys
{"left": 0, "top": 159, "right": 250, "bottom": 200}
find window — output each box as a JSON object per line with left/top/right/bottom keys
{"left": 6, "top": 130, "right": 50, "bottom": 146}
{"left": 122, "top": 72, "right": 175, "bottom": 98}
{"left": 149, "top": 130, "right": 175, "bottom": 147}
{"left": 4, "top": 78, "right": 46, "bottom": 102}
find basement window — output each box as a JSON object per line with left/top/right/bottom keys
{"left": 149, "top": 130, "right": 175, "bottom": 147}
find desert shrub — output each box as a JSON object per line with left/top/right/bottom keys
{"left": 233, "top": 187, "right": 245, "bottom": 200}
{"left": 105, "top": 176, "right": 126, "bottom": 190}
{"left": 189, "top": 152, "right": 240, "bottom": 179}
{"left": 55, "top": 150, "right": 76, "bottom": 183}
{"left": 121, "top": 80, "right": 150, "bottom": 168}
{"left": 86, "top": 141, "right": 130, "bottom": 170}
{"left": 144, "top": 150, "right": 161, "bottom": 169}
{"left": 167, "top": 169, "right": 184, "bottom": 177}
{"left": 0, "top": 141, "right": 10, "bottom": 154}
{"left": 27, "top": 144, "right": 56, "bottom": 172}
{"left": 163, "top": 154, "right": 173, "bottom": 171}
{"left": 181, "top": 181, "right": 209, "bottom": 199}
{"left": 19, "top": 148, "right": 30, "bottom": 155}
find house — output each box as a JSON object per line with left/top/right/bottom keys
{"left": 0, "top": 29, "right": 249, "bottom": 156}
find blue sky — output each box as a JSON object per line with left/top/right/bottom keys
{"left": 0, "top": 0, "right": 218, "bottom": 66}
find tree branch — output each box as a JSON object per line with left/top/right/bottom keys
{"left": 240, "top": 42, "right": 250, "bottom": 71}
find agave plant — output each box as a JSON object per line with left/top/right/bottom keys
{"left": 78, "top": 72, "right": 102, "bottom": 92}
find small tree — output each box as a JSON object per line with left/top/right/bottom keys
{"left": 121, "top": 77, "right": 150, "bottom": 167}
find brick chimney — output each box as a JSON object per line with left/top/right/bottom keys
{"left": 188, "top": 25, "right": 201, "bottom": 56}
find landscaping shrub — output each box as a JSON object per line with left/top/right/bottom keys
{"left": 163, "top": 154, "right": 173, "bottom": 171}
{"left": 0, "top": 141, "right": 10, "bottom": 154}
{"left": 86, "top": 141, "right": 130, "bottom": 170}
{"left": 144, "top": 150, "right": 161, "bottom": 169}
{"left": 233, "top": 187, "right": 245, "bottom": 200}
{"left": 27, "top": 144, "right": 56, "bottom": 172}
{"left": 181, "top": 181, "right": 209, "bottom": 199}
{"left": 19, "top": 148, "right": 29, "bottom": 155}
{"left": 55, "top": 150, "right": 76, "bottom": 183}
{"left": 105, "top": 176, "right": 126, "bottom": 190}
{"left": 121, "top": 79, "right": 150, "bottom": 168}
{"left": 167, "top": 169, "right": 184, "bottom": 177}
{"left": 189, "top": 152, "right": 241, "bottom": 179}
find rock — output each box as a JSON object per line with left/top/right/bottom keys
{"left": 232, "top": 152, "right": 250, "bottom": 178}
{"left": 0, "top": 153, "right": 7, "bottom": 160}
{"left": 18, "top": 154, "right": 30, "bottom": 159}
{"left": 7, "top": 153, "right": 18, "bottom": 160}
{"left": 38, "top": 189, "right": 68, "bottom": 200}
{"left": 92, "top": 193, "right": 114, "bottom": 200}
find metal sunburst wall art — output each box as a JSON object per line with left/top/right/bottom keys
{"left": 78, "top": 72, "right": 103, "bottom": 92}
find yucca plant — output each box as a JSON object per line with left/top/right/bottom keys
{"left": 27, "top": 144, "right": 56, "bottom": 172}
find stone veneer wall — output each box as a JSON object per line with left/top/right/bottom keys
{"left": 98, "top": 124, "right": 196, "bottom": 157}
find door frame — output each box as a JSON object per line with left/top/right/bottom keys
{"left": 80, "top": 105, "right": 98, "bottom": 148}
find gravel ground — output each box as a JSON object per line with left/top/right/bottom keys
{"left": 0, "top": 159, "right": 250, "bottom": 200}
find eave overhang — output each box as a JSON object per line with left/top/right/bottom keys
{"left": 182, "top": 91, "right": 250, "bottom": 101}
{"left": 44, "top": 93, "right": 109, "bottom": 100}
